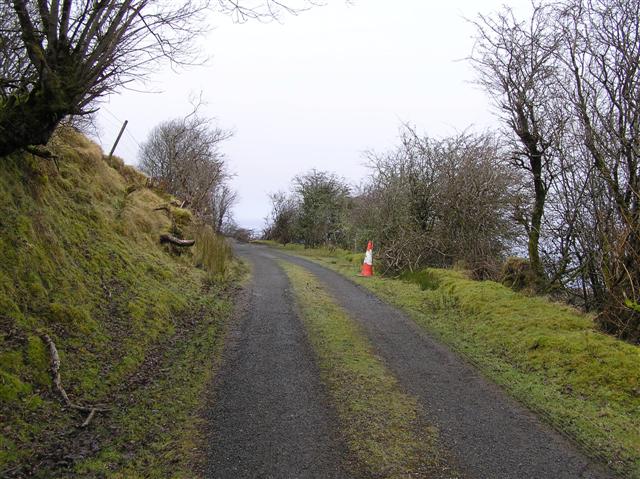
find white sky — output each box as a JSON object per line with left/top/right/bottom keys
{"left": 95, "top": 0, "right": 530, "bottom": 231}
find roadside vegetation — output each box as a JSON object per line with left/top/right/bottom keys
{"left": 2, "top": 0, "right": 638, "bottom": 474}
{"left": 281, "top": 262, "right": 457, "bottom": 479}
{"left": 262, "top": 0, "right": 640, "bottom": 345}
{"left": 264, "top": 241, "right": 640, "bottom": 477}
{"left": 0, "top": 127, "right": 240, "bottom": 477}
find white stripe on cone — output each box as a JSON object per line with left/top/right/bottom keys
{"left": 364, "top": 249, "right": 373, "bottom": 265}
{"left": 360, "top": 241, "right": 374, "bottom": 276}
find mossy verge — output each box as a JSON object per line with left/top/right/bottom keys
{"left": 263, "top": 241, "right": 640, "bottom": 478}
{"left": 71, "top": 290, "right": 236, "bottom": 478}
{"left": 0, "top": 127, "right": 237, "bottom": 477}
{"left": 280, "top": 261, "right": 456, "bottom": 479}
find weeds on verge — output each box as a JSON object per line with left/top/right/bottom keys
{"left": 193, "top": 224, "right": 233, "bottom": 283}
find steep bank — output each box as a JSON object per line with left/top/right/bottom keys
{"left": 0, "top": 128, "right": 238, "bottom": 477}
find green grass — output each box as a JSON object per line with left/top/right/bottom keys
{"left": 281, "top": 262, "right": 456, "bottom": 479}
{"left": 255, "top": 240, "right": 361, "bottom": 264}
{"left": 264, "top": 240, "right": 640, "bottom": 478}
{"left": 0, "top": 127, "right": 238, "bottom": 477}
{"left": 73, "top": 292, "right": 234, "bottom": 478}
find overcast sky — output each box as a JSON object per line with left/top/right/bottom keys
{"left": 95, "top": 0, "right": 530, "bottom": 231}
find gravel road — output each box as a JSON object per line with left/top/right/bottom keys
{"left": 205, "top": 242, "right": 614, "bottom": 479}
{"left": 204, "top": 243, "right": 348, "bottom": 478}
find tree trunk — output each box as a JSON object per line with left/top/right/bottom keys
{"left": 0, "top": 83, "right": 70, "bottom": 157}
{"left": 528, "top": 165, "right": 547, "bottom": 286}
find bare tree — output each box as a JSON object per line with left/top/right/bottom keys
{"left": 557, "top": 0, "right": 640, "bottom": 340}
{"left": 433, "top": 132, "right": 519, "bottom": 278}
{"left": 363, "top": 127, "right": 441, "bottom": 273}
{"left": 471, "top": 4, "right": 565, "bottom": 286}
{"left": 215, "top": 0, "right": 320, "bottom": 22}
{"left": 139, "top": 113, "right": 232, "bottom": 216}
{"left": 472, "top": 0, "right": 640, "bottom": 341}
{"left": 0, "top": 0, "right": 210, "bottom": 157}
{"left": 362, "top": 127, "right": 518, "bottom": 276}
{"left": 211, "top": 183, "right": 238, "bottom": 233}
{"left": 0, "top": 0, "right": 320, "bottom": 157}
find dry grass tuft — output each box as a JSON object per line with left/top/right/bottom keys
{"left": 192, "top": 224, "right": 233, "bottom": 282}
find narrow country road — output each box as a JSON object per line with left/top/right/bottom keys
{"left": 204, "top": 243, "right": 348, "bottom": 478}
{"left": 205, "top": 242, "right": 613, "bottom": 479}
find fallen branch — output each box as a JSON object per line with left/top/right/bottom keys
{"left": 81, "top": 408, "right": 97, "bottom": 428}
{"left": 40, "top": 334, "right": 110, "bottom": 426}
{"left": 160, "top": 233, "right": 195, "bottom": 247}
{"left": 43, "top": 333, "right": 68, "bottom": 402}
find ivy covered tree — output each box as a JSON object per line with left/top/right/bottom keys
{"left": 262, "top": 170, "right": 351, "bottom": 248}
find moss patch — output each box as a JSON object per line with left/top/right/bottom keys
{"left": 281, "top": 262, "right": 456, "bottom": 479}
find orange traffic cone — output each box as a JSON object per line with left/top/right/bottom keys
{"left": 359, "top": 241, "right": 374, "bottom": 276}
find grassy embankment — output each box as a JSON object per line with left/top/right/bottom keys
{"left": 280, "top": 262, "right": 457, "bottom": 479}
{"left": 0, "top": 128, "right": 241, "bottom": 478}
{"left": 262, "top": 240, "right": 640, "bottom": 478}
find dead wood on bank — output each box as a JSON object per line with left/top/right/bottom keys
{"left": 160, "top": 233, "right": 195, "bottom": 247}
{"left": 41, "top": 334, "right": 110, "bottom": 427}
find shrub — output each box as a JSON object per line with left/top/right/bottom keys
{"left": 500, "top": 257, "right": 539, "bottom": 292}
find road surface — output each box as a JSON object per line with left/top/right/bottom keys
{"left": 204, "top": 243, "right": 613, "bottom": 479}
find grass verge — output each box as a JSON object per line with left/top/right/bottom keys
{"left": 263, "top": 241, "right": 640, "bottom": 478}
{"left": 0, "top": 128, "right": 239, "bottom": 477}
{"left": 72, "top": 289, "right": 235, "bottom": 478}
{"left": 280, "top": 261, "right": 457, "bottom": 479}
